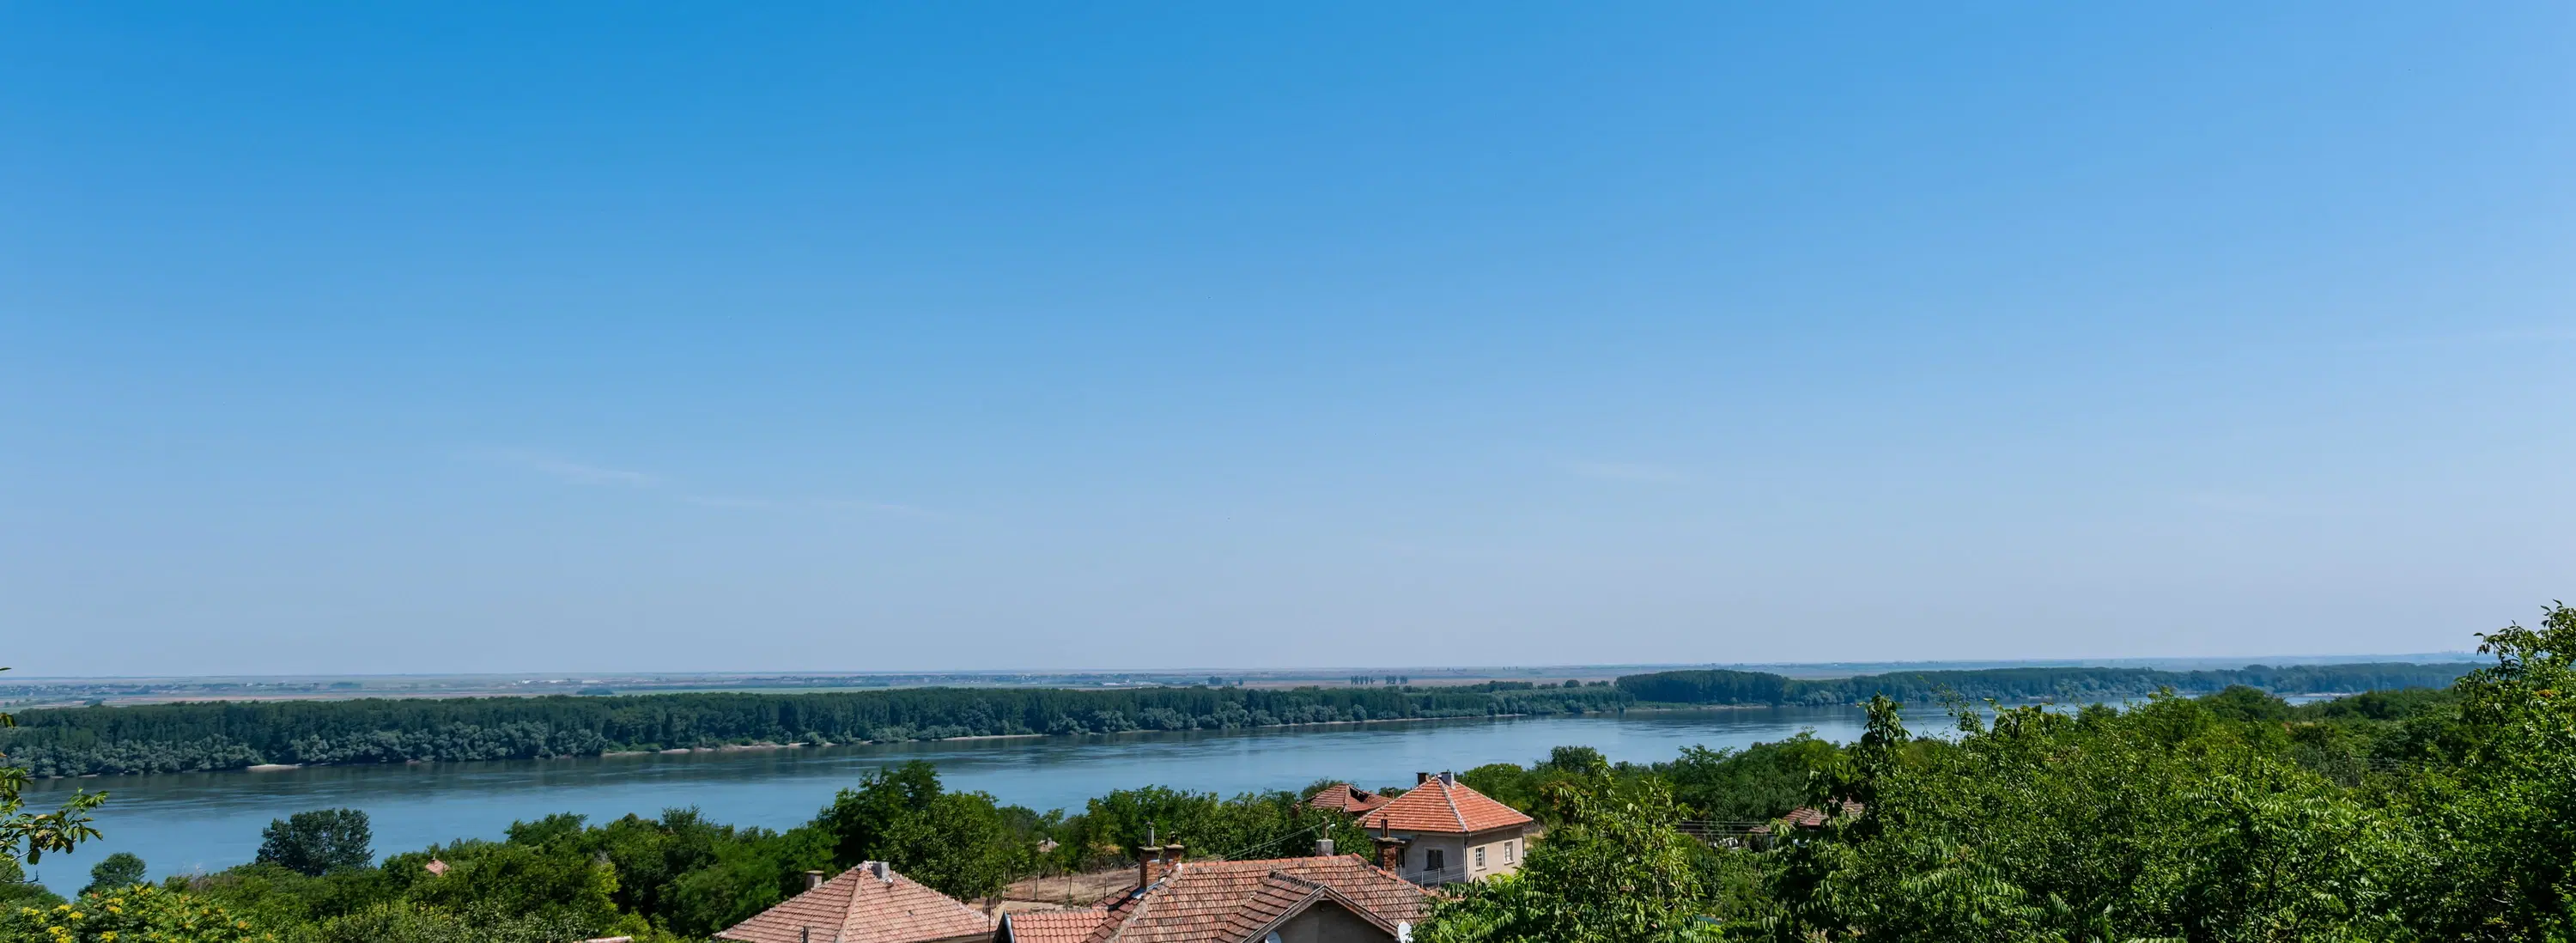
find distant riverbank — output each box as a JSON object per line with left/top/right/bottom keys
{"left": 0, "top": 662, "right": 2473, "bottom": 780}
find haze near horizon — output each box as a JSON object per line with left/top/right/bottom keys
{"left": 4, "top": 3, "right": 2571, "bottom": 676}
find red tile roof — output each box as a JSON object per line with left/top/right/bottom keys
{"left": 715, "top": 863, "right": 994, "bottom": 943}
{"left": 1000, "top": 910, "right": 1112, "bottom": 943}
{"left": 1019, "top": 855, "right": 1431, "bottom": 943}
{"left": 1358, "top": 777, "right": 1532, "bottom": 835}
{"left": 1303, "top": 783, "right": 1391, "bottom": 814}
{"left": 1752, "top": 802, "right": 1865, "bottom": 834}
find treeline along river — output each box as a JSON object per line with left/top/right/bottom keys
{"left": 0, "top": 663, "right": 2470, "bottom": 777}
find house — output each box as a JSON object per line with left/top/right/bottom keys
{"left": 716, "top": 861, "right": 995, "bottom": 943}
{"left": 1749, "top": 801, "right": 1863, "bottom": 836}
{"left": 1302, "top": 783, "right": 1390, "bottom": 816}
{"left": 993, "top": 843, "right": 1431, "bottom": 943}
{"left": 1356, "top": 772, "right": 1534, "bottom": 885}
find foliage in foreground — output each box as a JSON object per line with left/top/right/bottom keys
{"left": 1, "top": 883, "right": 275, "bottom": 943}
{"left": 1424, "top": 758, "right": 1718, "bottom": 943}
{"left": 1424, "top": 602, "right": 2576, "bottom": 943}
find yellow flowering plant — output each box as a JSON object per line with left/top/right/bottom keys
{"left": 0, "top": 884, "right": 275, "bottom": 943}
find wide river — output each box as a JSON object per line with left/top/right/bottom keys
{"left": 19, "top": 707, "right": 1866, "bottom": 891}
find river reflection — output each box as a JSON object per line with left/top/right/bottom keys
{"left": 19, "top": 707, "right": 1866, "bottom": 891}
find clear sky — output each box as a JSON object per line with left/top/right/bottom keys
{"left": 4, "top": 3, "right": 2571, "bottom": 676}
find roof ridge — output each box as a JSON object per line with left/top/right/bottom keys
{"left": 1442, "top": 779, "right": 1467, "bottom": 831}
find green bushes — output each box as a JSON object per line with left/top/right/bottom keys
{"left": 1425, "top": 603, "right": 2576, "bottom": 943}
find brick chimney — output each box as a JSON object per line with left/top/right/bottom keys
{"left": 1138, "top": 834, "right": 1176, "bottom": 889}
{"left": 1374, "top": 836, "right": 1406, "bottom": 871}
{"left": 804, "top": 870, "right": 825, "bottom": 890}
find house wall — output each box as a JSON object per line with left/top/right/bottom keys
{"left": 1393, "top": 825, "right": 1528, "bottom": 881}
{"left": 1271, "top": 903, "right": 1393, "bottom": 943}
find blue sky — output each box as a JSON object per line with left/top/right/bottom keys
{"left": 4, "top": 3, "right": 2571, "bottom": 675}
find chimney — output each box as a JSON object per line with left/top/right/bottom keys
{"left": 799, "top": 929, "right": 810, "bottom": 943}
{"left": 1135, "top": 824, "right": 1166, "bottom": 889}
{"left": 1315, "top": 837, "right": 1335, "bottom": 857}
{"left": 1416, "top": 771, "right": 1431, "bottom": 785}
{"left": 1374, "top": 836, "right": 1406, "bottom": 871}
{"left": 1438, "top": 770, "right": 1455, "bottom": 787}
{"left": 1166, "top": 843, "right": 1185, "bottom": 867}
{"left": 869, "top": 861, "right": 890, "bottom": 883}
{"left": 804, "top": 870, "right": 825, "bottom": 891}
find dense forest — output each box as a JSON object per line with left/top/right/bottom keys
{"left": 0, "top": 684, "right": 1627, "bottom": 777}
{"left": 1614, "top": 660, "right": 2472, "bottom": 706}
{"left": 0, "top": 661, "right": 2473, "bottom": 777}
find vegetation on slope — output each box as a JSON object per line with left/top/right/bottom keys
{"left": 1425, "top": 602, "right": 2576, "bottom": 941}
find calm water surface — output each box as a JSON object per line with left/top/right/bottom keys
{"left": 19, "top": 707, "right": 1864, "bottom": 891}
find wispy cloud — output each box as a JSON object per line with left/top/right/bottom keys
{"left": 526, "top": 457, "right": 659, "bottom": 487}
{"left": 690, "top": 496, "right": 943, "bottom": 518}
{"left": 2172, "top": 490, "right": 2342, "bottom": 518}
{"left": 1569, "top": 460, "right": 1688, "bottom": 483}
{"left": 814, "top": 499, "right": 945, "bottom": 519}
{"left": 2342, "top": 325, "right": 2576, "bottom": 351}
{"left": 471, "top": 449, "right": 939, "bottom": 519}
{"left": 472, "top": 449, "right": 660, "bottom": 487}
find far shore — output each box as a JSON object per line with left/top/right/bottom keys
{"left": 42, "top": 697, "right": 2312, "bottom": 782}
{"left": 22, "top": 707, "right": 1743, "bottom": 780}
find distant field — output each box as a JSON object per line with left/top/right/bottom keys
{"left": 0, "top": 652, "right": 2477, "bottom": 709}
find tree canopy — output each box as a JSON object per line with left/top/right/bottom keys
{"left": 257, "top": 808, "right": 374, "bottom": 876}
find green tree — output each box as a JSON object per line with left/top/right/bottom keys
{"left": 1656, "top": 733, "right": 1844, "bottom": 821}
{"left": 172, "top": 861, "right": 400, "bottom": 933}
{"left": 256, "top": 808, "right": 374, "bottom": 876}
{"left": 2393, "top": 601, "right": 2576, "bottom": 940}
{"left": 309, "top": 901, "right": 598, "bottom": 943}
{"left": 83, "top": 851, "right": 146, "bottom": 894}
{"left": 1422, "top": 770, "right": 1715, "bottom": 943}
{"left": 0, "top": 855, "right": 66, "bottom": 910}
{"left": 811, "top": 762, "right": 1036, "bottom": 901}
{"left": 386, "top": 839, "right": 620, "bottom": 938}
{"left": 1776, "top": 694, "right": 2412, "bottom": 942}
{"left": 655, "top": 825, "right": 834, "bottom": 937}
{"left": 0, "top": 665, "right": 106, "bottom": 868}
{"left": 0, "top": 882, "right": 276, "bottom": 942}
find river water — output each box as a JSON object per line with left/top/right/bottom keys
{"left": 18, "top": 707, "right": 1866, "bottom": 891}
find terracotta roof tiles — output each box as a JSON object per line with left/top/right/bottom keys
{"left": 1358, "top": 776, "right": 1532, "bottom": 835}
{"left": 1038, "top": 855, "right": 1431, "bottom": 943}
{"left": 714, "top": 863, "right": 994, "bottom": 943}
{"left": 1303, "top": 783, "right": 1391, "bottom": 815}
{"left": 1000, "top": 910, "right": 1113, "bottom": 943}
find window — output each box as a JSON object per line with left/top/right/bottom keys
{"left": 1473, "top": 847, "right": 1486, "bottom": 868}
{"left": 1425, "top": 849, "right": 1446, "bottom": 873}
{"left": 1504, "top": 840, "right": 1516, "bottom": 862}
